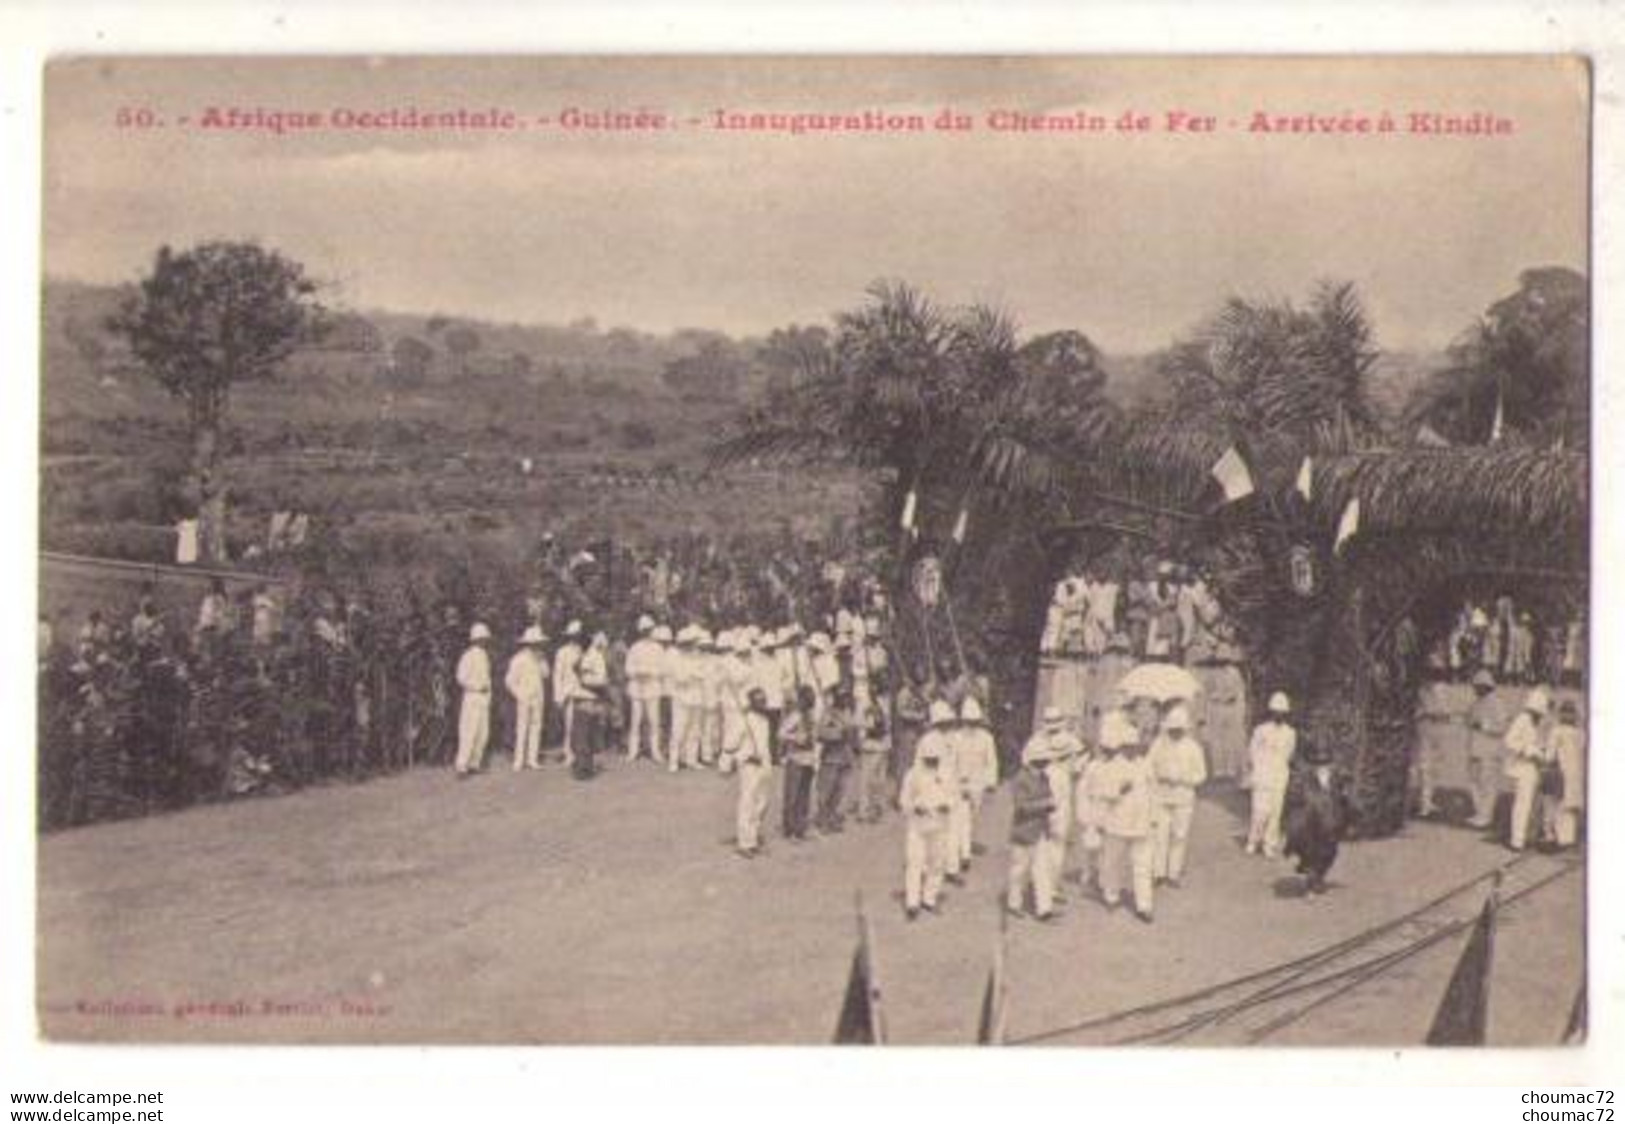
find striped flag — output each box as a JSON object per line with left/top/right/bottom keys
{"left": 1210, "top": 446, "right": 1255, "bottom": 503}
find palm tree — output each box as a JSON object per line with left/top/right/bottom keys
{"left": 714, "top": 280, "right": 1116, "bottom": 531}
{"left": 1404, "top": 267, "right": 1588, "bottom": 449}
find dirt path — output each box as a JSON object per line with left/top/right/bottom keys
{"left": 36, "top": 761, "right": 1583, "bottom": 1045}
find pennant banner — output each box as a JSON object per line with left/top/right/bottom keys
{"left": 1561, "top": 982, "right": 1586, "bottom": 1045}
{"left": 1426, "top": 891, "right": 1497, "bottom": 1046}
{"left": 833, "top": 898, "right": 887, "bottom": 1044}
{"left": 1334, "top": 498, "right": 1361, "bottom": 555}
{"left": 976, "top": 918, "right": 1008, "bottom": 1045}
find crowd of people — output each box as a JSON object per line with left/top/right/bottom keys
{"left": 38, "top": 537, "right": 1587, "bottom": 929}
{"left": 1035, "top": 558, "right": 1251, "bottom": 779}
{"left": 1427, "top": 596, "right": 1585, "bottom": 686}
{"left": 33, "top": 529, "right": 963, "bottom": 832}
{"left": 1039, "top": 558, "right": 1237, "bottom": 666}
{"left": 994, "top": 690, "right": 1347, "bottom": 925}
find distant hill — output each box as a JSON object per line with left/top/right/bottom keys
{"left": 41, "top": 277, "right": 1447, "bottom": 443}
{"left": 36, "top": 276, "right": 1450, "bottom": 573}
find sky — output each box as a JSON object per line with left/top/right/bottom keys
{"left": 43, "top": 56, "right": 1589, "bottom": 354}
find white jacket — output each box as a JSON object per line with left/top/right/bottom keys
{"left": 1247, "top": 721, "right": 1296, "bottom": 791}
{"left": 504, "top": 650, "right": 546, "bottom": 702}
{"left": 624, "top": 638, "right": 663, "bottom": 701}
{"left": 1149, "top": 733, "right": 1208, "bottom": 806}
{"left": 456, "top": 647, "right": 491, "bottom": 694}
{"left": 552, "top": 642, "right": 584, "bottom": 703}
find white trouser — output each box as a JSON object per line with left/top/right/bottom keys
{"left": 947, "top": 793, "right": 973, "bottom": 870}
{"left": 559, "top": 699, "right": 576, "bottom": 763}
{"left": 699, "top": 705, "right": 722, "bottom": 763}
{"left": 905, "top": 825, "right": 946, "bottom": 910}
{"left": 512, "top": 696, "right": 544, "bottom": 769}
{"left": 627, "top": 696, "right": 662, "bottom": 760}
{"left": 1151, "top": 798, "right": 1196, "bottom": 881}
{"left": 456, "top": 692, "right": 489, "bottom": 773}
{"left": 1551, "top": 803, "right": 1580, "bottom": 848}
{"left": 1507, "top": 762, "right": 1540, "bottom": 850}
{"left": 1101, "top": 833, "right": 1154, "bottom": 914}
{"left": 670, "top": 703, "right": 702, "bottom": 770}
{"left": 1007, "top": 840, "right": 1056, "bottom": 915}
{"left": 735, "top": 761, "right": 771, "bottom": 851}
{"left": 1248, "top": 785, "right": 1285, "bottom": 856}
{"left": 1467, "top": 756, "right": 1500, "bottom": 826}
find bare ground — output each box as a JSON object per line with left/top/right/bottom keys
{"left": 36, "top": 758, "right": 1582, "bottom": 1046}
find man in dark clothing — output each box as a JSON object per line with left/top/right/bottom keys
{"left": 814, "top": 686, "right": 857, "bottom": 833}
{"left": 1284, "top": 741, "right": 1348, "bottom": 895}
{"left": 1006, "top": 746, "right": 1059, "bottom": 920}
{"left": 780, "top": 685, "right": 818, "bottom": 840}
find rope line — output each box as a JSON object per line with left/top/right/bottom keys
{"left": 1243, "top": 860, "right": 1579, "bottom": 1043}
{"left": 1009, "top": 852, "right": 1549, "bottom": 1046}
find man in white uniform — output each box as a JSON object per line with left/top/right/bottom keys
{"left": 734, "top": 687, "right": 775, "bottom": 857}
{"left": 1090, "top": 709, "right": 1156, "bottom": 922}
{"left": 505, "top": 625, "right": 549, "bottom": 771}
{"left": 624, "top": 615, "right": 664, "bottom": 762}
{"left": 1246, "top": 692, "right": 1296, "bottom": 856}
{"left": 1503, "top": 687, "right": 1551, "bottom": 852}
{"left": 650, "top": 624, "right": 675, "bottom": 757}
{"left": 552, "top": 621, "right": 584, "bottom": 767}
{"left": 718, "top": 631, "right": 754, "bottom": 773}
{"left": 454, "top": 622, "right": 493, "bottom": 777}
{"left": 1148, "top": 704, "right": 1208, "bottom": 885}
{"left": 899, "top": 732, "right": 956, "bottom": 919}
{"left": 697, "top": 629, "right": 723, "bottom": 766}
{"left": 950, "top": 696, "right": 1000, "bottom": 875}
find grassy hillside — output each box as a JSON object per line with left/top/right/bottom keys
{"left": 38, "top": 278, "right": 1444, "bottom": 586}
{"left": 39, "top": 280, "right": 867, "bottom": 580}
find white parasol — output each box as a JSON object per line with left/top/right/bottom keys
{"left": 1114, "top": 662, "right": 1203, "bottom": 703}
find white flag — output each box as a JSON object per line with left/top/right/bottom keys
{"left": 1210, "top": 446, "right": 1255, "bottom": 502}
{"left": 951, "top": 506, "right": 969, "bottom": 545}
{"left": 175, "top": 518, "right": 199, "bottom": 565}
{"left": 1295, "top": 457, "right": 1313, "bottom": 502}
{"left": 1334, "top": 498, "right": 1361, "bottom": 555}
{"left": 900, "top": 489, "right": 918, "bottom": 535}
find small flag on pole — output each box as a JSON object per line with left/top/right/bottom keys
{"left": 1210, "top": 446, "right": 1255, "bottom": 503}
{"left": 1295, "top": 457, "right": 1314, "bottom": 502}
{"left": 1334, "top": 498, "right": 1361, "bottom": 555}
{"left": 951, "top": 505, "right": 969, "bottom": 545}
{"left": 900, "top": 489, "right": 918, "bottom": 538}
{"left": 1426, "top": 879, "right": 1499, "bottom": 1045}
{"left": 976, "top": 911, "right": 1009, "bottom": 1045}
{"left": 833, "top": 892, "right": 887, "bottom": 1044}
